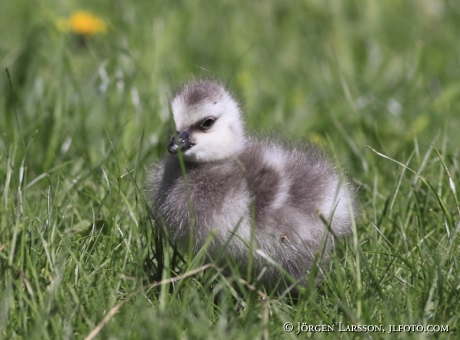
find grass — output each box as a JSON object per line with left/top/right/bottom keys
{"left": 1, "top": 0, "right": 459, "bottom": 338}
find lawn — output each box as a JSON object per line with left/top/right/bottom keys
{"left": 1, "top": 0, "right": 459, "bottom": 339}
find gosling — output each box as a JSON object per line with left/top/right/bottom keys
{"left": 148, "top": 79, "right": 355, "bottom": 291}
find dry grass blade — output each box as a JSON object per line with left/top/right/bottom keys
{"left": 84, "top": 264, "right": 215, "bottom": 340}
{"left": 366, "top": 145, "right": 455, "bottom": 228}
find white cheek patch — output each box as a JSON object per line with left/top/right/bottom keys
{"left": 183, "top": 120, "right": 244, "bottom": 162}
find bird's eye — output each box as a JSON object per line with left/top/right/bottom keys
{"left": 200, "top": 118, "right": 215, "bottom": 130}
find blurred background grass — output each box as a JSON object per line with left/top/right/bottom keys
{"left": 1, "top": 0, "right": 459, "bottom": 339}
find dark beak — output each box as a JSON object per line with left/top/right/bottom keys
{"left": 167, "top": 130, "right": 194, "bottom": 154}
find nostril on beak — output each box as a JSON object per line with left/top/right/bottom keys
{"left": 167, "top": 130, "right": 193, "bottom": 155}
{"left": 178, "top": 130, "right": 190, "bottom": 143}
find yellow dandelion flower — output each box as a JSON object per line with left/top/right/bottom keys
{"left": 58, "top": 11, "right": 107, "bottom": 36}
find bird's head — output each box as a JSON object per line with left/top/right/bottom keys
{"left": 168, "top": 79, "right": 245, "bottom": 163}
